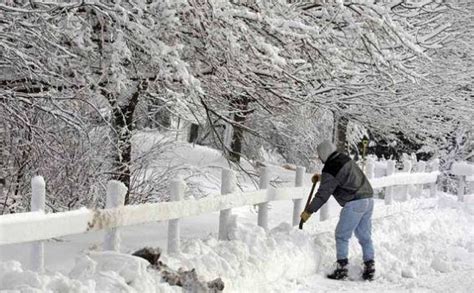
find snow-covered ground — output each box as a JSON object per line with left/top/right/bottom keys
{"left": 1, "top": 137, "right": 473, "bottom": 292}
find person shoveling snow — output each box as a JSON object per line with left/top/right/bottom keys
{"left": 300, "top": 140, "right": 375, "bottom": 281}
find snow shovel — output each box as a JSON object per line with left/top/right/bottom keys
{"left": 298, "top": 179, "right": 318, "bottom": 230}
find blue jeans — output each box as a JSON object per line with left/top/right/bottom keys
{"left": 335, "top": 198, "right": 374, "bottom": 262}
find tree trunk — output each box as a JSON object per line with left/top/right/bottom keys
{"left": 110, "top": 82, "right": 145, "bottom": 205}
{"left": 229, "top": 96, "right": 250, "bottom": 163}
{"left": 334, "top": 114, "right": 349, "bottom": 153}
{"left": 188, "top": 123, "right": 199, "bottom": 143}
{"left": 111, "top": 106, "right": 133, "bottom": 205}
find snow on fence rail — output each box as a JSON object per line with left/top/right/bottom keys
{"left": 0, "top": 162, "right": 441, "bottom": 272}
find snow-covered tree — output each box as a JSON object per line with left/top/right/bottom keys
{"left": 368, "top": 0, "right": 473, "bottom": 160}
{"left": 1, "top": 0, "right": 470, "bottom": 213}
{"left": 0, "top": 0, "right": 199, "bottom": 208}
{"left": 179, "top": 0, "right": 455, "bottom": 161}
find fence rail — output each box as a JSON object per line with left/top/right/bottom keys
{"left": 0, "top": 186, "right": 311, "bottom": 245}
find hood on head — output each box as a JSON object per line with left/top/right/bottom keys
{"left": 317, "top": 140, "right": 337, "bottom": 163}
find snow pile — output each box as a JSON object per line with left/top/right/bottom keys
{"left": 0, "top": 216, "right": 319, "bottom": 292}
{"left": 372, "top": 194, "right": 474, "bottom": 291}
{"left": 375, "top": 199, "right": 472, "bottom": 280}
{"left": 164, "top": 216, "right": 320, "bottom": 292}
{"left": 0, "top": 252, "right": 176, "bottom": 292}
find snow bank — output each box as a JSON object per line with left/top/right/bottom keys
{"left": 376, "top": 196, "right": 473, "bottom": 279}
{"left": 164, "top": 216, "right": 320, "bottom": 292}
{"left": 0, "top": 252, "right": 176, "bottom": 292}
{"left": 1, "top": 213, "right": 320, "bottom": 292}
{"left": 374, "top": 194, "right": 474, "bottom": 282}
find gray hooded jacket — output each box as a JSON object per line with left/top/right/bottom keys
{"left": 307, "top": 143, "right": 373, "bottom": 213}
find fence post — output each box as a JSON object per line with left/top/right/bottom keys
{"left": 458, "top": 175, "right": 466, "bottom": 202}
{"left": 30, "top": 176, "right": 45, "bottom": 272}
{"left": 415, "top": 161, "right": 426, "bottom": 197}
{"left": 366, "top": 158, "right": 375, "bottom": 180}
{"left": 429, "top": 159, "right": 439, "bottom": 197}
{"left": 385, "top": 160, "right": 395, "bottom": 205}
{"left": 258, "top": 167, "right": 270, "bottom": 230}
{"left": 402, "top": 159, "right": 412, "bottom": 201}
{"left": 0, "top": 177, "right": 4, "bottom": 202}
{"left": 219, "top": 169, "right": 236, "bottom": 240}
{"left": 104, "top": 180, "right": 127, "bottom": 251}
{"left": 469, "top": 176, "right": 474, "bottom": 195}
{"left": 168, "top": 177, "right": 185, "bottom": 253}
{"left": 292, "top": 166, "right": 305, "bottom": 226}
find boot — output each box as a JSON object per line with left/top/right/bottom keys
{"left": 362, "top": 260, "right": 375, "bottom": 281}
{"left": 327, "top": 259, "right": 348, "bottom": 280}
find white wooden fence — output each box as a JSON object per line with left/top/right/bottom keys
{"left": 0, "top": 160, "right": 442, "bottom": 272}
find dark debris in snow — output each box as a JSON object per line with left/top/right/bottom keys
{"left": 132, "top": 247, "right": 225, "bottom": 292}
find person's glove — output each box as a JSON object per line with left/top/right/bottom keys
{"left": 300, "top": 210, "right": 312, "bottom": 223}
{"left": 312, "top": 173, "right": 321, "bottom": 184}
